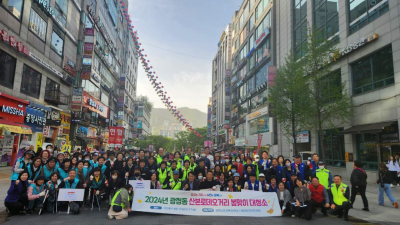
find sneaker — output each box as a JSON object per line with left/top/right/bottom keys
{"left": 390, "top": 184, "right": 394, "bottom": 188}
{"left": 394, "top": 202, "right": 398, "bottom": 208}
{"left": 362, "top": 208, "right": 369, "bottom": 211}
{"left": 26, "top": 209, "right": 32, "bottom": 215}
{"left": 397, "top": 184, "right": 399, "bottom": 187}
{"left": 291, "top": 214, "right": 295, "bottom": 218}
{"left": 107, "top": 215, "right": 114, "bottom": 220}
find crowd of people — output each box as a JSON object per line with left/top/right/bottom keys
{"left": 4, "top": 145, "right": 400, "bottom": 221}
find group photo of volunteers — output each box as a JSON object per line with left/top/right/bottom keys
{"left": 4, "top": 145, "right": 399, "bottom": 221}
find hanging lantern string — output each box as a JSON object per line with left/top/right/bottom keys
{"left": 118, "top": 1, "right": 202, "bottom": 138}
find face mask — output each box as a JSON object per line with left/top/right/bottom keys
{"left": 286, "top": 163, "right": 291, "bottom": 167}
{"left": 231, "top": 169, "right": 236, "bottom": 173}
{"left": 236, "top": 159, "right": 240, "bottom": 162}
{"left": 319, "top": 166, "right": 324, "bottom": 170}
{"left": 135, "top": 172, "right": 140, "bottom": 176}
{"left": 112, "top": 175, "right": 117, "bottom": 179}
{"left": 225, "top": 160, "right": 229, "bottom": 163}
{"left": 221, "top": 154, "right": 225, "bottom": 157}
{"left": 198, "top": 176, "right": 203, "bottom": 180}
{"left": 255, "top": 159, "right": 260, "bottom": 162}
{"left": 78, "top": 158, "right": 82, "bottom": 160}
{"left": 129, "top": 190, "right": 132, "bottom": 194}
{"left": 84, "top": 166, "right": 88, "bottom": 168}
{"left": 201, "top": 154, "right": 205, "bottom": 157}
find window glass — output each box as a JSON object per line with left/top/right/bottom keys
{"left": 51, "top": 31, "right": 64, "bottom": 56}
{"left": 352, "top": 46, "right": 394, "bottom": 95}
{"left": 255, "top": 62, "right": 270, "bottom": 88}
{"left": 321, "top": 128, "right": 345, "bottom": 167}
{"left": 1, "top": 0, "right": 24, "bottom": 19}
{"left": 101, "top": 91, "right": 109, "bottom": 105}
{"left": 349, "top": 0, "right": 388, "bottom": 34}
{"left": 55, "top": 0, "right": 68, "bottom": 26}
{"left": 314, "top": 0, "right": 339, "bottom": 40}
{"left": 248, "top": 76, "right": 254, "bottom": 94}
{"left": 250, "top": 115, "right": 269, "bottom": 135}
{"left": 249, "top": 53, "right": 255, "bottom": 69}
{"left": 250, "top": 89, "right": 268, "bottom": 112}
{"left": 356, "top": 132, "right": 378, "bottom": 170}
{"left": 0, "top": 49, "right": 17, "bottom": 89}
{"left": 21, "top": 65, "right": 41, "bottom": 99}
{"left": 29, "top": 9, "right": 47, "bottom": 41}
{"left": 294, "top": 0, "right": 308, "bottom": 58}
{"left": 240, "top": 102, "right": 248, "bottom": 118}
{"left": 249, "top": 14, "right": 254, "bottom": 31}
{"left": 81, "top": 80, "right": 100, "bottom": 98}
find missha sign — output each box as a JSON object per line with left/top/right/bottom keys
{"left": 33, "top": 0, "right": 54, "bottom": 16}
{"left": 0, "top": 92, "right": 29, "bottom": 124}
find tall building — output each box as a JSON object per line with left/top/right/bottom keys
{"left": 276, "top": 0, "right": 398, "bottom": 180}
{"left": 158, "top": 120, "right": 185, "bottom": 140}
{"left": 211, "top": 24, "right": 232, "bottom": 152}
{"left": 134, "top": 101, "right": 151, "bottom": 140}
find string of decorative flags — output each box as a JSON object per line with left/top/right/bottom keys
{"left": 118, "top": 1, "right": 203, "bottom": 138}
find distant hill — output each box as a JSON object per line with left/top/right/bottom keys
{"left": 151, "top": 107, "right": 207, "bottom": 135}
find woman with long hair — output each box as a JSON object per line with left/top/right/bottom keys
{"left": 387, "top": 155, "right": 399, "bottom": 187}
{"left": 377, "top": 162, "right": 398, "bottom": 208}
{"left": 5, "top": 171, "right": 29, "bottom": 215}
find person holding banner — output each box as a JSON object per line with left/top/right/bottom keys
{"left": 27, "top": 157, "right": 43, "bottom": 182}
{"left": 200, "top": 171, "right": 218, "bottom": 190}
{"left": 132, "top": 168, "right": 144, "bottom": 181}
{"left": 150, "top": 172, "right": 162, "bottom": 189}
{"left": 27, "top": 175, "right": 46, "bottom": 214}
{"left": 244, "top": 173, "right": 262, "bottom": 191}
{"left": 168, "top": 170, "right": 182, "bottom": 190}
{"left": 259, "top": 173, "right": 268, "bottom": 192}
{"left": 224, "top": 178, "right": 238, "bottom": 192}
{"left": 59, "top": 170, "right": 83, "bottom": 189}
{"left": 182, "top": 172, "right": 200, "bottom": 191}
{"left": 108, "top": 184, "right": 133, "bottom": 220}
{"left": 233, "top": 173, "right": 242, "bottom": 191}
{"left": 157, "top": 161, "right": 169, "bottom": 189}
{"left": 277, "top": 181, "right": 293, "bottom": 217}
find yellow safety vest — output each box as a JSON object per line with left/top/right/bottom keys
{"left": 111, "top": 189, "right": 130, "bottom": 208}
{"left": 316, "top": 168, "right": 330, "bottom": 188}
{"left": 330, "top": 183, "right": 348, "bottom": 206}
{"left": 157, "top": 168, "right": 168, "bottom": 188}
{"left": 169, "top": 178, "right": 182, "bottom": 190}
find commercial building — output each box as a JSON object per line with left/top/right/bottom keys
{"left": 211, "top": 24, "right": 232, "bottom": 152}
{"left": 158, "top": 120, "right": 185, "bottom": 140}
{"left": 134, "top": 101, "right": 151, "bottom": 140}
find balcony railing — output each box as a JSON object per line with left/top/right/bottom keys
{"left": 44, "top": 89, "right": 69, "bottom": 105}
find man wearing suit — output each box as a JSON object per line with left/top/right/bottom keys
{"left": 182, "top": 172, "right": 200, "bottom": 191}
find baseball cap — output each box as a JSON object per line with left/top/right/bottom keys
{"left": 173, "top": 170, "right": 179, "bottom": 175}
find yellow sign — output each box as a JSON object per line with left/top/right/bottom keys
{"left": 248, "top": 111, "right": 261, "bottom": 120}
{"left": 62, "top": 145, "right": 71, "bottom": 152}
{"left": 0, "top": 125, "right": 32, "bottom": 134}
{"left": 87, "top": 145, "right": 94, "bottom": 153}
{"left": 60, "top": 112, "right": 71, "bottom": 135}
{"left": 232, "top": 107, "right": 238, "bottom": 114}
{"left": 36, "top": 133, "right": 43, "bottom": 152}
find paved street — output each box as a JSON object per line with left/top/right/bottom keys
{"left": 0, "top": 167, "right": 399, "bottom": 225}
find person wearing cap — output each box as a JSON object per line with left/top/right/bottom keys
{"left": 88, "top": 167, "right": 106, "bottom": 208}
{"left": 199, "top": 170, "right": 218, "bottom": 190}
{"left": 91, "top": 153, "right": 99, "bottom": 168}
{"left": 40, "top": 157, "right": 57, "bottom": 181}
{"left": 292, "top": 154, "right": 307, "bottom": 181}
{"left": 214, "top": 153, "right": 222, "bottom": 166}
{"left": 259, "top": 173, "right": 268, "bottom": 192}
{"left": 233, "top": 173, "right": 242, "bottom": 191}
{"left": 227, "top": 164, "right": 237, "bottom": 180}
{"left": 56, "top": 152, "right": 64, "bottom": 170}
{"left": 244, "top": 173, "right": 262, "bottom": 191}
{"left": 315, "top": 161, "right": 332, "bottom": 189}
{"left": 309, "top": 177, "right": 330, "bottom": 216}
{"left": 26, "top": 157, "right": 43, "bottom": 182}
{"left": 10, "top": 149, "right": 34, "bottom": 181}
{"left": 57, "top": 158, "right": 72, "bottom": 180}
{"left": 26, "top": 175, "right": 46, "bottom": 214}
{"left": 329, "top": 175, "right": 351, "bottom": 221}
{"left": 221, "top": 155, "right": 232, "bottom": 177}
{"left": 182, "top": 171, "right": 200, "bottom": 191}
{"left": 168, "top": 170, "right": 182, "bottom": 190}
{"left": 253, "top": 155, "right": 261, "bottom": 179}
{"left": 157, "top": 161, "right": 169, "bottom": 189}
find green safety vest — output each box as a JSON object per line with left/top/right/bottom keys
{"left": 252, "top": 162, "right": 260, "bottom": 180}
{"left": 316, "top": 168, "right": 330, "bottom": 188}
{"left": 157, "top": 155, "right": 163, "bottom": 165}
{"left": 330, "top": 183, "right": 348, "bottom": 206}
{"left": 157, "top": 168, "right": 168, "bottom": 188}
{"left": 181, "top": 167, "right": 191, "bottom": 180}
{"left": 169, "top": 178, "right": 182, "bottom": 190}
{"left": 190, "top": 163, "right": 197, "bottom": 171}
{"left": 111, "top": 189, "right": 130, "bottom": 208}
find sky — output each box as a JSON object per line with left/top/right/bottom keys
{"left": 129, "top": 0, "right": 243, "bottom": 113}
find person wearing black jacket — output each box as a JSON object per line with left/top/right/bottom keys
{"left": 377, "top": 162, "right": 398, "bottom": 208}
{"left": 182, "top": 172, "right": 200, "bottom": 191}
{"left": 124, "top": 158, "right": 135, "bottom": 181}
{"left": 106, "top": 170, "right": 123, "bottom": 204}
{"left": 350, "top": 160, "right": 369, "bottom": 211}
{"left": 194, "top": 159, "right": 207, "bottom": 178}
{"left": 287, "top": 173, "right": 297, "bottom": 198}
{"left": 147, "top": 156, "right": 158, "bottom": 174}
{"left": 199, "top": 171, "right": 218, "bottom": 190}
{"left": 138, "top": 159, "right": 150, "bottom": 180}
{"left": 111, "top": 153, "right": 125, "bottom": 180}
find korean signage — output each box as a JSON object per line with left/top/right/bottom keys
{"left": 379, "top": 123, "right": 399, "bottom": 143}
{"left": 254, "top": 28, "right": 270, "bottom": 48}
{"left": 247, "top": 107, "right": 268, "bottom": 121}
{"left": 1, "top": 30, "right": 30, "bottom": 56}
{"left": 60, "top": 112, "right": 71, "bottom": 135}
{"left": 115, "top": 127, "right": 124, "bottom": 147}
{"left": 63, "top": 58, "right": 77, "bottom": 78}
{"left": 87, "top": 127, "right": 97, "bottom": 138}
{"left": 90, "top": 71, "right": 101, "bottom": 87}
{"left": 72, "top": 87, "right": 83, "bottom": 96}
{"left": 0, "top": 93, "right": 28, "bottom": 124}
{"left": 85, "top": 28, "right": 95, "bottom": 36}
{"left": 333, "top": 33, "right": 379, "bottom": 61}
{"left": 82, "top": 92, "right": 108, "bottom": 118}
{"left": 84, "top": 43, "right": 94, "bottom": 55}
{"left": 235, "top": 138, "right": 247, "bottom": 147}
{"left": 45, "top": 110, "right": 61, "bottom": 126}
{"left": 108, "top": 126, "right": 116, "bottom": 147}
{"left": 76, "top": 126, "right": 88, "bottom": 137}
{"left": 295, "top": 131, "right": 310, "bottom": 143}
{"left": 132, "top": 189, "right": 281, "bottom": 217}
{"left": 24, "top": 106, "right": 46, "bottom": 132}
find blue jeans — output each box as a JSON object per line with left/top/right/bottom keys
{"left": 378, "top": 183, "right": 397, "bottom": 205}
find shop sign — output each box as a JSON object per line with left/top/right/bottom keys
{"left": 71, "top": 103, "right": 81, "bottom": 112}
{"left": 33, "top": 0, "right": 54, "bottom": 16}
{"left": 0, "top": 94, "right": 27, "bottom": 124}
{"left": 45, "top": 110, "right": 61, "bottom": 126}
{"left": 63, "top": 58, "right": 77, "bottom": 77}
{"left": 60, "top": 112, "right": 71, "bottom": 135}
{"left": 85, "top": 28, "right": 95, "bottom": 36}
{"left": 88, "top": 127, "right": 97, "bottom": 138}
{"left": 82, "top": 57, "right": 92, "bottom": 66}
{"left": 36, "top": 133, "right": 43, "bottom": 151}
{"left": 76, "top": 126, "right": 88, "bottom": 137}
{"left": 72, "top": 87, "right": 83, "bottom": 96}
{"left": 24, "top": 106, "right": 46, "bottom": 132}
{"left": 1, "top": 30, "right": 30, "bottom": 56}
{"left": 333, "top": 33, "right": 379, "bottom": 61}
{"left": 218, "top": 130, "right": 225, "bottom": 135}
{"left": 235, "top": 138, "right": 247, "bottom": 146}
{"left": 254, "top": 28, "right": 270, "bottom": 48}
{"left": 57, "top": 126, "right": 63, "bottom": 136}
{"left": 248, "top": 107, "right": 269, "bottom": 121}
{"left": 90, "top": 71, "right": 101, "bottom": 87}
{"left": 84, "top": 43, "right": 94, "bottom": 55}
{"left": 82, "top": 92, "right": 108, "bottom": 118}
{"left": 294, "top": 131, "right": 309, "bottom": 143}
{"left": 30, "top": 52, "right": 63, "bottom": 78}
{"left": 71, "top": 96, "right": 82, "bottom": 103}
{"left": 379, "top": 123, "right": 399, "bottom": 143}
{"left": 62, "top": 74, "right": 75, "bottom": 86}
{"left": 43, "top": 126, "right": 50, "bottom": 137}
{"left": 232, "top": 107, "right": 238, "bottom": 114}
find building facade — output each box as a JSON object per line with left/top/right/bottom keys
{"left": 134, "top": 101, "right": 151, "bottom": 140}
{"left": 158, "top": 120, "right": 185, "bottom": 140}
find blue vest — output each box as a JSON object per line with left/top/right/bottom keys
{"left": 90, "top": 160, "right": 99, "bottom": 167}
{"left": 91, "top": 176, "right": 104, "bottom": 189}
{"left": 27, "top": 164, "right": 42, "bottom": 181}
{"left": 275, "top": 165, "right": 283, "bottom": 182}
{"left": 259, "top": 159, "right": 269, "bottom": 171}
{"left": 29, "top": 183, "right": 44, "bottom": 195}
{"left": 291, "top": 163, "right": 306, "bottom": 180}
{"left": 10, "top": 157, "right": 26, "bottom": 180}
{"left": 268, "top": 183, "right": 278, "bottom": 192}
{"left": 94, "top": 164, "right": 106, "bottom": 175}
{"left": 43, "top": 166, "right": 56, "bottom": 180}
{"left": 246, "top": 180, "right": 260, "bottom": 191}
{"left": 75, "top": 168, "right": 88, "bottom": 181}
{"left": 57, "top": 167, "right": 70, "bottom": 180}
{"left": 65, "top": 178, "right": 80, "bottom": 189}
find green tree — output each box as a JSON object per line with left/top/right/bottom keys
{"left": 269, "top": 51, "right": 311, "bottom": 154}
{"left": 136, "top": 135, "right": 174, "bottom": 152}
{"left": 174, "top": 127, "right": 207, "bottom": 153}
{"left": 302, "top": 29, "right": 354, "bottom": 162}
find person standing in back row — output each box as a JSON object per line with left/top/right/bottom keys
{"left": 350, "top": 160, "right": 369, "bottom": 211}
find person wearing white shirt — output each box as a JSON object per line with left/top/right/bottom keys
{"left": 388, "top": 155, "right": 400, "bottom": 187}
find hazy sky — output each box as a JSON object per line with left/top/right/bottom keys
{"left": 129, "top": 0, "right": 242, "bottom": 113}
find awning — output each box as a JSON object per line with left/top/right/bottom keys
{"left": 341, "top": 121, "right": 395, "bottom": 134}
{"left": 0, "top": 118, "right": 32, "bottom": 134}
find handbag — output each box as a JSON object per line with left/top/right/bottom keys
{"left": 113, "top": 205, "right": 123, "bottom": 212}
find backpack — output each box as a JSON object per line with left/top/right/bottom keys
{"left": 69, "top": 202, "right": 80, "bottom": 214}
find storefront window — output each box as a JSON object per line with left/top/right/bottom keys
{"left": 250, "top": 115, "right": 269, "bottom": 135}
{"left": 250, "top": 89, "right": 268, "bottom": 113}
{"left": 21, "top": 65, "right": 41, "bottom": 99}
{"left": 51, "top": 31, "right": 64, "bottom": 56}
{"left": 0, "top": 49, "right": 17, "bottom": 89}
{"left": 29, "top": 9, "right": 47, "bottom": 41}
{"left": 240, "top": 101, "right": 248, "bottom": 118}
{"left": 356, "top": 132, "right": 378, "bottom": 170}
{"left": 321, "top": 128, "right": 345, "bottom": 167}
{"left": 1, "top": 0, "right": 24, "bottom": 19}
{"left": 55, "top": 0, "right": 68, "bottom": 27}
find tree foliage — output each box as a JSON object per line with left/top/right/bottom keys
{"left": 174, "top": 127, "right": 208, "bottom": 153}
{"left": 136, "top": 135, "right": 174, "bottom": 152}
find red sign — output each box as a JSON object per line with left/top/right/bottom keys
{"left": 108, "top": 127, "right": 116, "bottom": 147}
{"left": 0, "top": 93, "right": 29, "bottom": 124}
{"left": 84, "top": 43, "right": 93, "bottom": 55}
{"left": 85, "top": 28, "right": 95, "bottom": 36}
{"left": 82, "top": 92, "right": 108, "bottom": 118}
{"left": 1, "top": 30, "right": 9, "bottom": 42}
{"left": 17, "top": 42, "right": 23, "bottom": 52}
{"left": 9, "top": 36, "right": 16, "bottom": 47}
{"left": 115, "top": 127, "right": 124, "bottom": 147}
{"left": 257, "top": 134, "right": 263, "bottom": 151}
{"left": 1, "top": 30, "right": 29, "bottom": 56}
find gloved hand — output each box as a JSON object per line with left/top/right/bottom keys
{"left": 15, "top": 168, "right": 24, "bottom": 173}
{"left": 96, "top": 190, "right": 100, "bottom": 195}
{"left": 266, "top": 184, "right": 270, "bottom": 190}
{"left": 125, "top": 172, "right": 129, "bottom": 177}
{"left": 39, "top": 191, "right": 46, "bottom": 197}
{"left": 90, "top": 175, "right": 94, "bottom": 181}
{"left": 28, "top": 180, "right": 33, "bottom": 184}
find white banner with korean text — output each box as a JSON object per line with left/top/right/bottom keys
{"left": 132, "top": 189, "right": 281, "bottom": 217}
